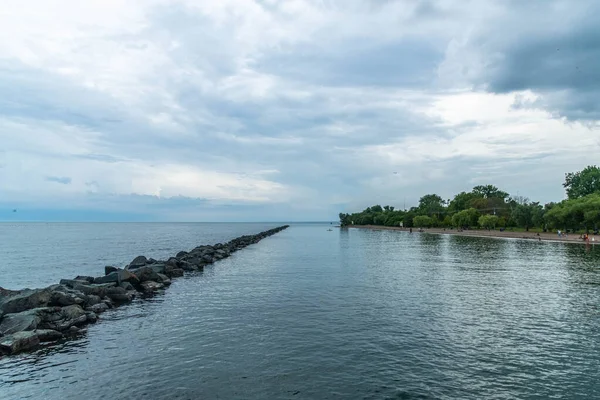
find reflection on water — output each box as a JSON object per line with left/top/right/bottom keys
{"left": 1, "top": 224, "right": 600, "bottom": 399}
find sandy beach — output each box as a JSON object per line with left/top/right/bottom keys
{"left": 347, "top": 225, "right": 598, "bottom": 245}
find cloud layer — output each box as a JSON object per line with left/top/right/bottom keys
{"left": 1, "top": 0, "right": 598, "bottom": 221}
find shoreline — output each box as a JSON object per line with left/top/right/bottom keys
{"left": 0, "top": 225, "right": 289, "bottom": 356}
{"left": 347, "top": 225, "right": 598, "bottom": 245}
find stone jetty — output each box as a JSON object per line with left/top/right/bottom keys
{"left": 0, "top": 225, "right": 289, "bottom": 356}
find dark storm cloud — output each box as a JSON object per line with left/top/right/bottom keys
{"left": 473, "top": 0, "right": 600, "bottom": 121}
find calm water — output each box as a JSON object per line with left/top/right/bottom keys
{"left": 1, "top": 223, "right": 600, "bottom": 399}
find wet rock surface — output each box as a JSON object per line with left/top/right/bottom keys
{"left": 0, "top": 225, "right": 288, "bottom": 356}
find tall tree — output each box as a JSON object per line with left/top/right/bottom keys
{"left": 448, "top": 191, "right": 477, "bottom": 213}
{"left": 564, "top": 165, "right": 600, "bottom": 199}
{"left": 418, "top": 194, "right": 445, "bottom": 216}
{"left": 472, "top": 185, "right": 509, "bottom": 199}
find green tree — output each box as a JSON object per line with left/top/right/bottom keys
{"left": 413, "top": 215, "right": 433, "bottom": 228}
{"left": 452, "top": 208, "right": 480, "bottom": 228}
{"left": 442, "top": 215, "right": 453, "bottom": 227}
{"left": 418, "top": 194, "right": 445, "bottom": 216}
{"left": 564, "top": 165, "right": 600, "bottom": 199}
{"left": 472, "top": 185, "right": 509, "bottom": 199}
{"left": 478, "top": 214, "right": 499, "bottom": 229}
{"left": 448, "top": 191, "right": 477, "bottom": 213}
{"left": 370, "top": 205, "right": 384, "bottom": 213}
{"left": 511, "top": 203, "right": 537, "bottom": 231}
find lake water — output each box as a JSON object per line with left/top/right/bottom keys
{"left": 1, "top": 223, "right": 599, "bottom": 399}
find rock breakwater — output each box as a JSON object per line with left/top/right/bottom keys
{"left": 0, "top": 225, "right": 289, "bottom": 356}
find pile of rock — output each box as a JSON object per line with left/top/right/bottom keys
{"left": 0, "top": 225, "right": 289, "bottom": 355}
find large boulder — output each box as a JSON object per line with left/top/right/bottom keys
{"left": 94, "top": 269, "right": 139, "bottom": 285}
{"left": 59, "top": 279, "right": 91, "bottom": 288}
{"left": 0, "top": 331, "right": 40, "bottom": 355}
{"left": 176, "top": 251, "right": 188, "bottom": 258}
{"left": 165, "top": 267, "right": 184, "bottom": 278}
{"left": 73, "top": 283, "right": 115, "bottom": 297}
{"left": 0, "top": 309, "right": 43, "bottom": 335}
{"left": 74, "top": 276, "right": 95, "bottom": 284}
{"left": 49, "top": 290, "right": 85, "bottom": 307}
{"left": 104, "top": 287, "right": 131, "bottom": 303}
{"left": 157, "top": 274, "right": 171, "bottom": 286}
{"left": 131, "top": 266, "right": 161, "bottom": 283}
{"left": 40, "top": 305, "right": 87, "bottom": 331}
{"left": 148, "top": 264, "right": 166, "bottom": 274}
{"left": 86, "top": 295, "right": 102, "bottom": 306}
{"left": 0, "top": 287, "right": 52, "bottom": 316}
{"left": 127, "top": 255, "right": 148, "bottom": 269}
{"left": 104, "top": 266, "right": 119, "bottom": 275}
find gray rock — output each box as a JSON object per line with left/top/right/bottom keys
{"left": 176, "top": 251, "right": 188, "bottom": 258}
{"left": 40, "top": 305, "right": 87, "bottom": 331}
{"left": 85, "top": 312, "right": 98, "bottom": 323}
{"left": 35, "top": 329, "right": 63, "bottom": 342}
{"left": 0, "top": 287, "right": 52, "bottom": 316}
{"left": 59, "top": 279, "right": 91, "bottom": 288}
{"left": 147, "top": 258, "right": 157, "bottom": 264}
{"left": 149, "top": 264, "right": 166, "bottom": 274}
{"left": 105, "top": 287, "right": 131, "bottom": 303}
{"left": 74, "top": 276, "right": 95, "bottom": 284}
{"left": 166, "top": 258, "right": 179, "bottom": 268}
{"left": 49, "top": 290, "right": 84, "bottom": 307}
{"left": 140, "top": 281, "right": 164, "bottom": 293}
{"left": 69, "top": 326, "right": 80, "bottom": 333}
{"left": 0, "top": 309, "right": 42, "bottom": 335}
{"left": 73, "top": 283, "right": 116, "bottom": 297}
{"left": 86, "top": 295, "right": 102, "bottom": 306}
{"left": 128, "top": 255, "right": 148, "bottom": 268}
{"left": 157, "top": 273, "right": 171, "bottom": 286}
{"left": 131, "top": 266, "right": 161, "bottom": 283}
{"left": 119, "top": 281, "right": 134, "bottom": 291}
{"left": 169, "top": 268, "right": 184, "bottom": 278}
{"left": 94, "top": 270, "right": 139, "bottom": 285}
{"left": 0, "top": 331, "right": 40, "bottom": 355}
{"left": 87, "top": 303, "right": 108, "bottom": 314}
{"left": 179, "top": 261, "right": 196, "bottom": 271}
{"left": 201, "top": 255, "right": 214, "bottom": 263}
{"left": 104, "top": 266, "right": 118, "bottom": 275}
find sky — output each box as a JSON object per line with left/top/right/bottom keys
{"left": 1, "top": 0, "right": 599, "bottom": 222}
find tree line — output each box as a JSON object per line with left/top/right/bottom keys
{"left": 339, "top": 166, "right": 600, "bottom": 233}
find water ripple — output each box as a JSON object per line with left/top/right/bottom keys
{"left": 1, "top": 224, "right": 600, "bottom": 399}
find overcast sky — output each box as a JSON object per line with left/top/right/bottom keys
{"left": 1, "top": 0, "right": 599, "bottom": 221}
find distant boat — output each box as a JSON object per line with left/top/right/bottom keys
{"left": 12, "top": 209, "right": 17, "bottom": 213}
{"left": 327, "top": 228, "right": 333, "bottom": 231}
